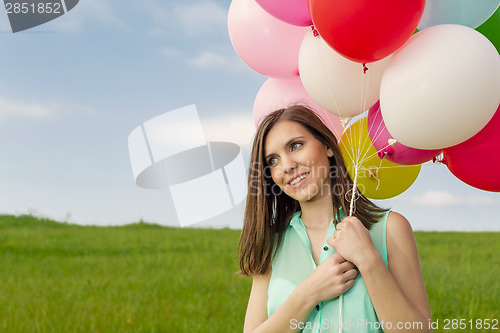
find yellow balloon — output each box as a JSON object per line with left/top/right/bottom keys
{"left": 339, "top": 117, "right": 421, "bottom": 199}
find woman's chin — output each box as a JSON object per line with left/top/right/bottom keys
{"left": 286, "top": 185, "right": 332, "bottom": 203}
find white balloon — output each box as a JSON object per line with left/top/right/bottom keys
{"left": 380, "top": 24, "right": 500, "bottom": 150}
{"left": 298, "top": 31, "right": 392, "bottom": 118}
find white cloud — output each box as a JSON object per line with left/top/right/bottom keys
{"left": 186, "top": 50, "right": 248, "bottom": 72}
{"left": 412, "top": 190, "right": 496, "bottom": 207}
{"left": 0, "top": 96, "right": 54, "bottom": 120}
{"left": 161, "top": 46, "right": 183, "bottom": 58}
{"left": 145, "top": 1, "right": 245, "bottom": 73}
{"left": 187, "top": 51, "right": 228, "bottom": 68}
{"left": 0, "top": 95, "right": 99, "bottom": 122}
{"left": 51, "top": 0, "right": 127, "bottom": 32}
{"left": 173, "top": 1, "right": 227, "bottom": 36}
{"left": 148, "top": 27, "right": 173, "bottom": 38}
{"left": 143, "top": 0, "right": 227, "bottom": 38}
{"left": 202, "top": 111, "right": 256, "bottom": 152}
{"left": 161, "top": 47, "right": 247, "bottom": 72}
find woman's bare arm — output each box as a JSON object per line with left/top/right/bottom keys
{"left": 360, "top": 212, "right": 431, "bottom": 332}
{"left": 329, "top": 212, "right": 432, "bottom": 332}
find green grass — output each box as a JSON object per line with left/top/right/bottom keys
{"left": 0, "top": 215, "right": 498, "bottom": 332}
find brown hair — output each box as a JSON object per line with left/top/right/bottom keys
{"left": 238, "top": 105, "right": 388, "bottom": 277}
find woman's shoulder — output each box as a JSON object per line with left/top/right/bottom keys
{"left": 385, "top": 211, "right": 420, "bottom": 265}
{"left": 386, "top": 211, "right": 414, "bottom": 237}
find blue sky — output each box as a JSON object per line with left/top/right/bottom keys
{"left": 0, "top": 0, "right": 498, "bottom": 231}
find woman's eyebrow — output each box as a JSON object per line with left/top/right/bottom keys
{"left": 265, "top": 136, "right": 305, "bottom": 160}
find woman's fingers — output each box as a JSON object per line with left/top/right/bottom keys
{"left": 342, "top": 267, "right": 358, "bottom": 281}
{"left": 342, "top": 278, "right": 356, "bottom": 293}
{"left": 338, "top": 268, "right": 357, "bottom": 293}
{"left": 339, "top": 260, "right": 356, "bottom": 273}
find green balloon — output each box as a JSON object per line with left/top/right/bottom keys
{"left": 477, "top": 5, "right": 500, "bottom": 53}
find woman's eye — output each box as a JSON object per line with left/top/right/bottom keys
{"left": 268, "top": 157, "right": 278, "bottom": 166}
{"left": 291, "top": 142, "right": 302, "bottom": 151}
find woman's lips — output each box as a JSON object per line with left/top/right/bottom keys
{"left": 287, "top": 172, "right": 310, "bottom": 189}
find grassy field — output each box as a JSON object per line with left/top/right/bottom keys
{"left": 0, "top": 215, "right": 498, "bottom": 332}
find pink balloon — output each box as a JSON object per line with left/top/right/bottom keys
{"left": 253, "top": 77, "right": 344, "bottom": 139}
{"left": 228, "top": 0, "right": 308, "bottom": 78}
{"left": 443, "top": 104, "right": 500, "bottom": 192}
{"left": 255, "top": 0, "right": 312, "bottom": 26}
{"left": 367, "top": 101, "right": 441, "bottom": 165}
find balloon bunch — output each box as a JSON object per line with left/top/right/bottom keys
{"left": 228, "top": 0, "right": 500, "bottom": 200}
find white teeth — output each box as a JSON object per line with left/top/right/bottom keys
{"left": 290, "top": 173, "right": 308, "bottom": 186}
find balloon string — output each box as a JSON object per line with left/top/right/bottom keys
{"left": 349, "top": 164, "right": 359, "bottom": 216}
{"left": 366, "top": 105, "right": 390, "bottom": 152}
{"left": 312, "top": 29, "right": 347, "bottom": 143}
{"left": 339, "top": 294, "right": 343, "bottom": 333}
{"left": 357, "top": 140, "right": 397, "bottom": 166}
{"left": 339, "top": 164, "right": 360, "bottom": 333}
{"left": 367, "top": 159, "right": 383, "bottom": 190}
{"left": 362, "top": 62, "right": 368, "bottom": 74}
{"left": 369, "top": 164, "right": 421, "bottom": 170}
{"left": 320, "top": 109, "right": 342, "bottom": 139}
{"left": 352, "top": 74, "right": 372, "bottom": 167}
{"left": 313, "top": 30, "right": 344, "bottom": 119}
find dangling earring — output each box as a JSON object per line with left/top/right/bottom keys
{"left": 270, "top": 194, "right": 278, "bottom": 225}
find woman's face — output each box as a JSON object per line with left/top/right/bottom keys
{"left": 264, "top": 120, "right": 334, "bottom": 203}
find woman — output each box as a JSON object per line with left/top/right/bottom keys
{"left": 239, "top": 105, "right": 431, "bottom": 332}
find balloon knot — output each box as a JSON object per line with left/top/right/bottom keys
{"left": 367, "top": 167, "right": 379, "bottom": 179}
{"left": 377, "top": 146, "right": 394, "bottom": 159}
{"left": 388, "top": 138, "right": 397, "bottom": 146}
{"left": 362, "top": 62, "right": 368, "bottom": 74}
{"left": 432, "top": 154, "right": 447, "bottom": 165}
{"left": 310, "top": 25, "right": 319, "bottom": 37}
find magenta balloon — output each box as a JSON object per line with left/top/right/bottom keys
{"left": 443, "top": 104, "right": 500, "bottom": 192}
{"left": 253, "top": 77, "right": 344, "bottom": 139}
{"left": 255, "top": 0, "right": 312, "bottom": 26}
{"left": 228, "top": 0, "right": 308, "bottom": 78}
{"left": 367, "top": 101, "right": 441, "bottom": 165}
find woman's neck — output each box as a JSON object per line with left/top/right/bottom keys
{"left": 299, "top": 193, "right": 334, "bottom": 230}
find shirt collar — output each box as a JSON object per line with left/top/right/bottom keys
{"left": 288, "top": 207, "right": 346, "bottom": 230}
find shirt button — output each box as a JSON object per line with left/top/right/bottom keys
{"left": 315, "top": 304, "right": 320, "bottom": 311}
{"left": 323, "top": 246, "right": 328, "bottom": 251}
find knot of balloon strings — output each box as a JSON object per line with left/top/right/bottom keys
{"left": 362, "top": 62, "right": 368, "bottom": 74}
{"left": 310, "top": 25, "right": 319, "bottom": 37}
{"left": 340, "top": 117, "right": 352, "bottom": 128}
{"left": 362, "top": 161, "right": 382, "bottom": 190}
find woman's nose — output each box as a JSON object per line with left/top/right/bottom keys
{"left": 281, "top": 155, "right": 297, "bottom": 174}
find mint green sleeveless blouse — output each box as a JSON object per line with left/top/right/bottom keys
{"left": 267, "top": 209, "right": 390, "bottom": 333}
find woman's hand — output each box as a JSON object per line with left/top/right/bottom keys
{"left": 300, "top": 251, "right": 357, "bottom": 305}
{"left": 327, "top": 216, "right": 378, "bottom": 268}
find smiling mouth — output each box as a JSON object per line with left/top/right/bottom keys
{"left": 288, "top": 172, "right": 310, "bottom": 186}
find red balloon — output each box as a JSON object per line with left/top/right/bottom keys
{"left": 443, "top": 104, "right": 500, "bottom": 192}
{"left": 309, "top": 0, "right": 425, "bottom": 63}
